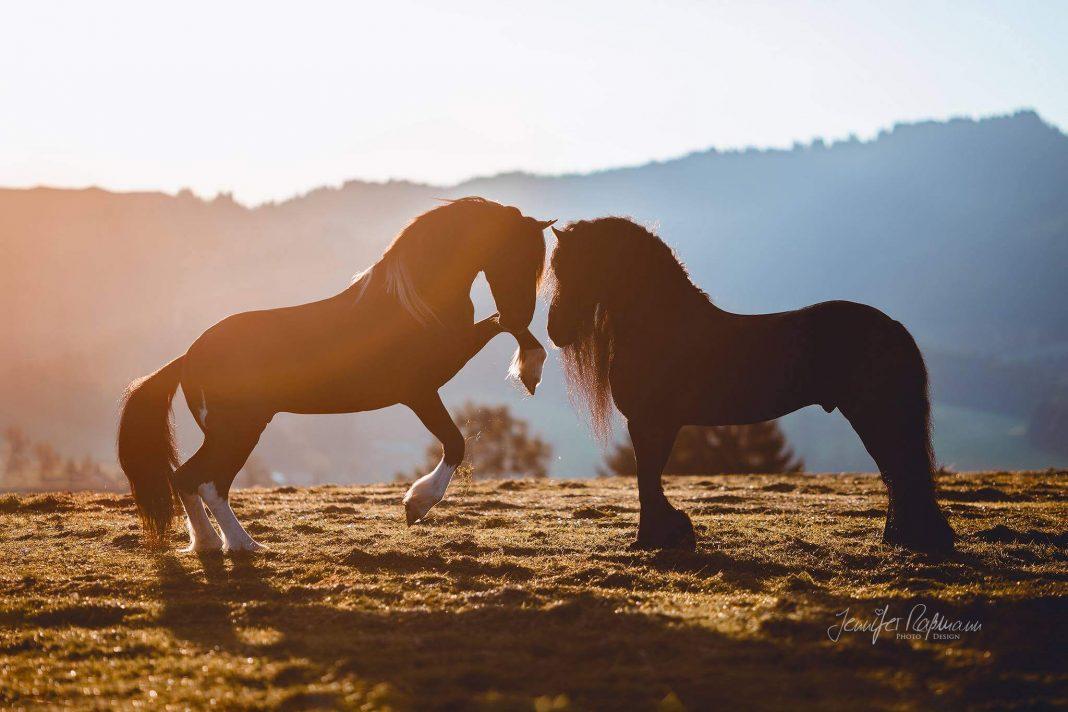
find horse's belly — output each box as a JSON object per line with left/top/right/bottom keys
{"left": 692, "top": 359, "right": 826, "bottom": 425}
{"left": 696, "top": 395, "right": 817, "bottom": 426}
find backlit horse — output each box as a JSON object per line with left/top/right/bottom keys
{"left": 547, "top": 218, "right": 955, "bottom": 553}
{"left": 118, "top": 197, "right": 553, "bottom": 551}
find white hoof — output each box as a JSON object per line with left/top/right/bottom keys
{"left": 509, "top": 346, "right": 546, "bottom": 395}
{"left": 180, "top": 539, "right": 223, "bottom": 554}
{"left": 224, "top": 539, "right": 267, "bottom": 554}
{"left": 402, "top": 458, "right": 456, "bottom": 525}
{"left": 179, "top": 494, "right": 223, "bottom": 553}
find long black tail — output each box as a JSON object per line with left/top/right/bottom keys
{"left": 894, "top": 320, "right": 936, "bottom": 476}
{"left": 117, "top": 356, "right": 184, "bottom": 547}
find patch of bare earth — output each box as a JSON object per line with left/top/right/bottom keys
{"left": 0, "top": 471, "right": 1065, "bottom": 710}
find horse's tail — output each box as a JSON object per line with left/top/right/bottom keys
{"left": 893, "top": 320, "right": 935, "bottom": 475}
{"left": 117, "top": 356, "right": 184, "bottom": 547}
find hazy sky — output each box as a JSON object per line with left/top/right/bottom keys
{"left": 2, "top": 1, "right": 1066, "bottom": 204}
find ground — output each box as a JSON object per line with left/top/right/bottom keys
{"left": 0, "top": 471, "right": 1065, "bottom": 711}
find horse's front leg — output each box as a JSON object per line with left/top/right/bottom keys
{"left": 629, "top": 419, "right": 695, "bottom": 551}
{"left": 448, "top": 314, "right": 545, "bottom": 394}
{"left": 402, "top": 392, "right": 464, "bottom": 525}
{"left": 507, "top": 328, "right": 547, "bottom": 395}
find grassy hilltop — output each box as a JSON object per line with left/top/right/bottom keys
{"left": 1, "top": 472, "right": 1065, "bottom": 710}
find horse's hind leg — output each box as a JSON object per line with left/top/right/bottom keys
{"left": 173, "top": 417, "right": 268, "bottom": 553}
{"left": 177, "top": 491, "right": 223, "bottom": 553}
{"left": 841, "top": 399, "right": 954, "bottom": 552}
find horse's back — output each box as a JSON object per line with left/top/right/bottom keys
{"left": 678, "top": 300, "right": 916, "bottom": 423}
{"left": 179, "top": 295, "right": 383, "bottom": 414}
{"left": 178, "top": 288, "right": 473, "bottom": 417}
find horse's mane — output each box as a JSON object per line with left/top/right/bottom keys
{"left": 552, "top": 218, "right": 706, "bottom": 438}
{"left": 352, "top": 197, "right": 528, "bottom": 325}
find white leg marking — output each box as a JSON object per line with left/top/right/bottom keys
{"left": 509, "top": 346, "right": 547, "bottom": 395}
{"left": 402, "top": 457, "right": 457, "bottom": 525}
{"left": 198, "top": 482, "right": 265, "bottom": 553}
{"left": 178, "top": 492, "right": 223, "bottom": 553}
{"left": 197, "top": 388, "right": 209, "bottom": 428}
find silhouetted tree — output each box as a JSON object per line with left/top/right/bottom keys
{"left": 1029, "top": 387, "right": 1068, "bottom": 457}
{"left": 2, "top": 426, "right": 31, "bottom": 484}
{"left": 34, "top": 442, "right": 62, "bottom": 488}
{"left": 2, "top": 426, "right": 117, "bottom": 491}
{"left": 399, "top": 402, "right": 552, "bottom": 481}
{"left": 62, "top": 458, "right": 80, "bottom": 489}
{"left": 600, "top": 421, "right": 803, "bottom": 477}
{"left": 72, "top": 455, "right": 119, "bottom": 490}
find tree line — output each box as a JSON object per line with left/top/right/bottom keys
{"left": 3, "top": 406, "right": 804, "bottom": 492}
{"left": 1, "top": 425, "right": 121, "bottom": 492}
{"left": 395, "top": 402, "right": 802, "bottom": 481}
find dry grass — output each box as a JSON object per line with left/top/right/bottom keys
{"left": 0, "top": 471, "right": 1065, "bottom": 710}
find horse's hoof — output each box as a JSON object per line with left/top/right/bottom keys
{"left": 883, "top": 508, "right": 955, "bottom": 553}
{"left": 405, "top": 501, "right": 422, "bottom": 526}
{"left": 180, "top": 542, "right": 223, "bottom": 554}
{"left": 631, "top": 510, "right": 697, "bottom": 551}
{"left": 224, "top": 539, "right": 267, "bottom": 554}
{"left": 510, "top": 347, "right": 545, "bottom": 396}
{"left": 629, "top": 534, "right": 696, "bottom": 552}
{"left": 402, "top": 463, "right": 453, "bottom": 525}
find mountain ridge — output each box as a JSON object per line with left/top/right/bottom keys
{"left": 2, "top": 109, "right": 1065, "bottom": 480}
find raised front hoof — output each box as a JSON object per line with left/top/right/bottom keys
{"left": 520, "top": 375, "right": 539, "bottom": 396}
{"left": 883, "top": 511, "right": 955, "bottom": 554}
{"left": 510, "top": 347, "right": 546, "bottom": 396}
{"left": 630, "top": 510, "right": 697, "bottom": 551}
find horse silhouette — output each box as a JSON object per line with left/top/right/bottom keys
{"left": 118, "top": 197, "right": 553, "bottom": 551}
{"left": 547, "top": 218, "right": 954, "bottom": 553}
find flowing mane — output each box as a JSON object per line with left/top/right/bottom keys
{"left": 352, "top": 197, "right": 528, "bottom": 326}
{"left": 550, "top": 218, "right": 707, "bottom": 438}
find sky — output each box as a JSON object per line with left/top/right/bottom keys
{"left": 2, "top": 1, "right": 1066, "bottom": 205}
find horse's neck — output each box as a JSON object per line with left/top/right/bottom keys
{"left": 350, "top": 250, "right": 477, "bottom": 326}
{"left": 614, "top": 278, "right": 712, "bottom": 332}
{"left": 402, "top": 250, "right": 480, "bottom": 311}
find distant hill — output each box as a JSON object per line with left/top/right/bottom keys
{"left": 2, "top": 110, "right": 1066, "bottom": 481}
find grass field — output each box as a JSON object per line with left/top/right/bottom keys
{"left": 1, "top": 471, "right": 1065, "bottom": 710}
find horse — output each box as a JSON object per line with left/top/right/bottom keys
{"left": 546, "top": 218, "right": 955, "bottom": 553}
{"left": 118, "top": 197, "right": 554, "bottom": 552}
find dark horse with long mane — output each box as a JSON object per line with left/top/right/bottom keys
{"left": 547, "top": 218, "right": 955, "bottom": 553}
{"left": 119, "top": 197, "right": 553, "bottom": 551}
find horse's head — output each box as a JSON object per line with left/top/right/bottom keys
{"left": 546, "top": 219, "right": 637, "bottom": 437}
{"left": 376, "top": 198, "right": 552, "bottom": 333}
{"left": 547, "top": 219, "right": 634, "bottom": 348}
{"left": 476, "top": 203, "right": 554, "bottom": 333}
{"left": 548, "top": 218, "right": 679, "bottom": 436}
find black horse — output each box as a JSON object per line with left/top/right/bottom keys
{"left": 547, "top": 218, "right": 955, "bottom": 553}
{"left": 119, "top": 197, "right": 553, "bottom": 551}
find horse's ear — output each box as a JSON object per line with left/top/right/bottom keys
{"left": 534, "top": 218, "right": 556, "bottom": 230}
{"left": 552, "top": 226, "right": 566, "bottom": 240}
